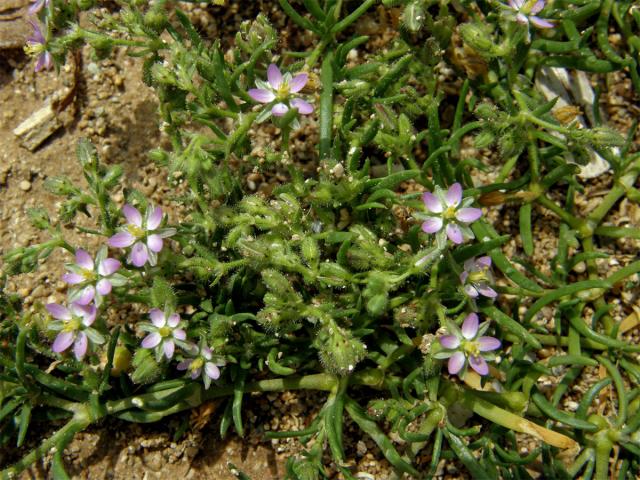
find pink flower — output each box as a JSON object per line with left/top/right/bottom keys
{"left": 46, "top": 302, "right": 105, "bottom": 360}
{"left": 108, "top": 204, "right": 176, "bottom": 267}
{"left": 507, "top": 0, "right": 554, "bottom": 29}
{"left": 248, "top": 64, "right": 314, "bottom": 118}
{"left": 434, "top": 313, "right": 501, "bottom": 376}
{"left": 177, "top": 341, "right": 225, "bottom": 390}
{"left": 29, "top": 0, "right": 50, "bottom": 15}
{"left": 139, "top": 309, "right": 188, "bottom": 361}
{"left": 62, "top": 246, "right": 125, "bottom": 307}
{"left": 418, "top": 183, "right": 483, "bottom": 246}
{"left": 25, "top": 20, "right": 53, "bottom": 72}
{"left": 460, "top": 256, "right": 498, "bottom": 299}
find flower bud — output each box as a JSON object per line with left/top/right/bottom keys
{"left": 401, "top": 1, "right": 425, "bottom": 32}
{"left": 261, "top": 269, "right": 292, "bottom": 294}
{"left": 459, "top": 23, "right": 494, "bottom": 54}
{"left": 367, "top": 294, "right": 389, "bottom": 317}
{"left": 144, "top": 9, "right": 168, "bottom": 33}
{"left": 301, "top": 237, "right": 320, "bottom": 268}
{"left": 318, "top": 263, "right": 352, "bottom": 286}
{"left": 317, "top": 325, "right": 366, "bottom": 376}
{"left": 110, "top": 346, "right": 132, "bottom": 377}
{"left": 474, "top": 130, "right": 495, "bottom": 149}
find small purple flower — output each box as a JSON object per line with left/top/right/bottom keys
{"left": 46, "top": 302, "right": 105, "bottom": 360}
{"left": 25, "top": 20, "right": 53, "bottom": 72}
{"left": 417, "top": 183, "right": 482, "bottom": 246}
{"left": 248, "top": 64, "right": 314, "bottom": 119}
{"left": 434, "top": 313, "right": 501, "bottom": 376}
{"left": 460, "top": 256, "right": 498, "bottom": 299}
{"left": 139, "top": 309, "right": 188, "bottom": 362}
{"left": 62, "top": 246, "right": 125, "bottom": 307}
{"left": 506, "top": 0, "right": 554, "bottom": 29}
{"left": 177, "top": 341, "right": 225, "bottom": 390}
{"left": 108, "top": 204, "right": 176, "bottom": 267}
{"left": 29, "top": 0, "right": 50, "bottom": 15}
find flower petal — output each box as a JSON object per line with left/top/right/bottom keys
{"left": 509, "top": 0, "right": 524, "bottom": 8}
{"left": 439, "top": 335, "right": 460, "bottom": 349}
{"left": 167, "top": 313, "right": 180, "bottom": 328}
{"left": 62, "top": 273, "right": 84, "bottom": 285}
{"left": 108, "top": 232, "right": 136, "bottom": 248}
{"left": 96, "top": 279, "right": 112, "bottom": 296}
{"left": 469, "top": 355, "right": 489, "bottom": 375}
{"left": 448, "top": 352, "right": 466, "bottom": 375}
{"left": 529, "top": 16, "right": 554, "bottom": 29}
{"left": 478, "top": 337, "right": 501, "bottom": 352}
{"left": 516, "top": 12, "right": 529, "bottom": 25}
{"left": 74, "top": 332, "right": 88, "bottom": 360}
{"left": 445, "top": 183, "right": 462, "bottom": 207}
{"left": 177, "top": 359, "right": 192, "bottom": 371}
{"left": 271, "top": 103, "right": 289, "bottom": 116}
{"left": 163, "top": 340, "right": 175, "bottom": 359}
{"left": 248, "top": 88, "right": 276, "bottom": 103}
{"left": 477, "top": 285, "right": 498, "bottom": 298}
{"left": 290, "top": 98, "right": 314, "bottom": 114}
{"left": 142, "top": 332, "right": 162, "bottom": 349}
{"left": 149, "top": 309, "right": 165, "bottom": 327}
{"left": 75, "top": 286, "right": 95, "bottom": 306}
{"left": 147, "top": 207, "right": 163, "bottom": 230}
{"left": 123, "top": 204, "right": 142, "bottom": 227}
{"left": 75, "top": 249, "right": 94, "bottom": 270}
{"left": 267, "top": 64, "right": 283, "bottom": 89}
{"left": 476, "top": 256, "right": 492, "bottom": 268}
{"left": 205, "top": 362, "right": 221, "bottom": 380}
{"left": 289, "top": 73, "right": 308, "bottom": 93}
{"left": 173, "top": 329, "right": 186, "bottom": 341}
{"left": 462, "top": 313, "right": 479, "bottom": 340}
{"left": 130, "top": 242, "right": 148, "bottom": 267}
{"left": 147, "top": 234, "right": 163, "bottom": 253}
{"left": 445, "top": 223, "right": 463, "bottom": 244}
{"left": 53, "top": 331, "right": 75, "bottom": 353}
{"left": 455, "top": 208, "right": 482, "bottom": 223}
{"left": 422, "top": 192, "right": 443, "bottom": 213}
{"left": 464, "top": 285, "right": 479, "bottom": 298}
{"left": 98, "top": 258, "right": 121, "bottom": 276}
{"left": 422, "top": 217, "right": 443, "bottom": 234}
{"left": 46, "top": 303, "right": 71, "bottom": 320}
{"left": 78, "top": 304, "right": 96, "bottom": 326}
{"left": 531, "top": 0, "right": 545, "bottom": 15}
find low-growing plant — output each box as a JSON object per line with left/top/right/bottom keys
{"left": 2, "top": 0, "right": 640, "bottom": 478}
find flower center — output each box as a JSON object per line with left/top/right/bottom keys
{"left": 24, "top": 43, "right": 45, "bottom": 56}
{"left": 190, "top": 357, "right": 204, "bottom": 372}
{"left": 463, "top": 340, "right": 480, "bottom": 357}
{"left": 468, "top": 270, "right": 488, "bottom": 284}
{"left": 82, "top": 268, "right": 96, "bottom": 281}
{"left": 276, "top": 82, "right": 290, "bottom": 100}
{"left": 521, "top": 0, "right": 537, "bottom": 14}
{"left": 63, "top": 317, "right": 82, "bottom": 333}
{"left": 158, "top": 326, "right": 172, "bottom": 338}
{"left": 127, "top": 224, "right": 145, "bottom": 239}
{"left": 443, "top": 206, "right": 457, "bottom": 219}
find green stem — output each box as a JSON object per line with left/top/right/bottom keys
{"left": 319, "top": 52, "right": 334, "bottom": 163}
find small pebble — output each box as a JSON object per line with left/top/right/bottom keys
{"left": 19, "top": 180, "right": 32, "bottom": 191}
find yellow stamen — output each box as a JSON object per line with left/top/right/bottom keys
{"left": 159, "top": 326, "right": 172, "bottom": 337}
{"left": 127, "top": 224, "right": 145, "bottom": 238}
{"left": 443, "top": 206, "right": 457, "bottom": 219}
{"left": 63, "top": 318, "right": 81, "bottom": 333}
{"left": 463, "top": 340, "right": 481, "bottom": 357}
{"left": 190, "top": 357, "right": 205, "bottom": 372}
